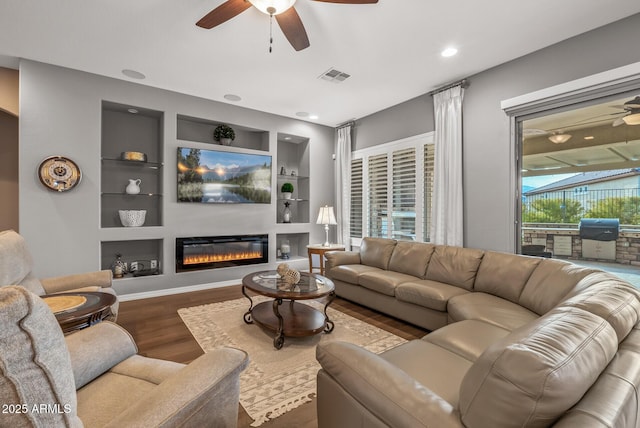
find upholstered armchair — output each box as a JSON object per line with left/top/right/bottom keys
{"left": 0, "top": 229, "right": 119, "bottom": 319}
{"left": 0, "top": 286, "right": 249, "bottom": 427}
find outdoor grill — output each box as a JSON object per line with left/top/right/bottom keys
{"left": 579, "top": 218, "right": 619, "bottom": 261}
{"left": 578, "top": 218, "right": 620, "bottom": 241}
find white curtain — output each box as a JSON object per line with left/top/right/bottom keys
{"left": 335, "top": 125, "right": 352, "bottom": 247}
{"left": 430, "top": 85, "right": 464, "bottom": 246}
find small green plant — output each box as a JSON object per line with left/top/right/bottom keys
{"left": 213, "top": 124, "right": 235, "bottom": 142}
{"left": 281, "top": 182, "right": 294, "bottom": 193}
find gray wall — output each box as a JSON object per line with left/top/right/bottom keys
{"left": 354, "top": 13, "right": 640, "bottom": 252}
{"left": 19, "top": 60, "right": 335, "bottom": 295}
{"left": 0, "top": 110, "right": 18, "bottom": 231}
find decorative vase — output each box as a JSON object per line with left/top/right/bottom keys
{"left": 219, "top": 138, "right": 232, "bottom": 146}
{"left": 111, "top": 253, "right": 126, "bottom": 278}
{"left": 125, "top": 178, "right": 141, "bottom": 195}
{"left": 283, "top": 201, "right": 292, "bottom": 223}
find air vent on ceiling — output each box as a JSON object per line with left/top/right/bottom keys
{"left": 318, "top": 68, "right": 350, "bottom": 83}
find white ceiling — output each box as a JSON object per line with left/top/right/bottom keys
{"left": 2, "top": 1, "right": 640, "bottom": 127}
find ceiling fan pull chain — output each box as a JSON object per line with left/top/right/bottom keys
{"left": 268, "top": 8, "right": 275, "bottom": 53}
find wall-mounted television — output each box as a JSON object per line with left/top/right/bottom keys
{"left": 177, "top": 147, "right": 272, "bottom": 203}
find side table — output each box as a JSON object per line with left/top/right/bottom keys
{"left": 42, "top": 291, "right": 116, "bottom": 334}
{"left": 307, "top": 244, "right": 345, "bottom": 276}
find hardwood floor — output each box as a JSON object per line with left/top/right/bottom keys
{"left": 116, "top": 285, "right": 428, "bottom": 427}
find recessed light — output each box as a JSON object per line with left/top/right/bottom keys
{"left": 584, "top": 136, "right": 595, "bottom": 140}
{"left": 309, "top": 115, "right": 319, "bottom": 120}
{"left": 284, "top": 136, "right": 292, "bottom": 140}
{"left": 127, "top": 108, "right": 139, "bottom": 114}
{"left": 224, "top": 94, "right": 242, "bottom": 102}
{"left": 441, "top": 47, "right": 458, "bottom": 58}
{"left": 122, "top": 69, "right": 146, "bottom": 79}
{"left": 296, "top": 112, "right": 309, "bottom": 118}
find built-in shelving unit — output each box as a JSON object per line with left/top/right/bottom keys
{"left": 177, "top": 114, "right": 269, "bottom": 152}
{"left": 276, "top": 133, "right": 311, "bottom": 264}
{"left": 100, "top": 101, "right": 164, "bottom": 278}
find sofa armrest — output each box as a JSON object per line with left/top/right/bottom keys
{"left": 41, "top": 270, "right": 112, "bottom": 294}
{"left": 325, "top": 251, "right": 361, "bottom": 273}
{"left": 65, "top": 321, "right": 137, "bottom": 389}
{"left": 316, "top": 341, "right": 463, "bottom": 428}
{"left": 103, "top": 348, "right": 249, "bottom": 428}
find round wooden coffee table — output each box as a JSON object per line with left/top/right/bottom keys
{"left": 42, "top": 291, "right": 116, "bottom": 334}
{"left": 242, "top": 270, "right": 335, "bottom": 349}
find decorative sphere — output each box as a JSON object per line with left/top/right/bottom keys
{"left": 276, "top": 263, "right": 289, "bottom": 277}
{"left": 283, "top": 269, "right": 301, "bottom": 285}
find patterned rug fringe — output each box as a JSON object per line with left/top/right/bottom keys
{"left": 249, "top": 392, "right": 316, "bottom": 427}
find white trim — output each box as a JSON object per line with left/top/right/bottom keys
{"left": 501, "top": 61, "right": 640, "bottom": 112}
{"left": 352, "top": 132, "right": 434, "bottom": 159}
{"left": 117, "top": 279, "right": 239, "bottom": 301}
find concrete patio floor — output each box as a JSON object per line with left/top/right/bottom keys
{"left": 567, "top": 259, "right": 640, "bottom": 288}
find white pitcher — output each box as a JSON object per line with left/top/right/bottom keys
{"left": 126, "top": 178, "right": 141, "bottom": 195}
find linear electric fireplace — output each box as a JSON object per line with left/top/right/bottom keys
{"left": 176, "top": 234, "right": 268, "bottom": 272}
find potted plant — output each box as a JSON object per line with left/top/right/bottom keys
{"left": 281, "top": 182, "right": 294, "bottom": 199}
{"left": 213, "top": 124, "right": 236, "bottom": 146}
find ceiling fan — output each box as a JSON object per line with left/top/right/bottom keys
{"left": 612, "top": 96, "right": 640, "bottom": 127}
{"left": 196, "top": 0, "right": 378, "bottom": 52}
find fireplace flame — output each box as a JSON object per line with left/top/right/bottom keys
{"left": 184, "top": 250, "right": 262, "bottom": 265}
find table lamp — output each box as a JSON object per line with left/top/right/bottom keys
{"left": 316, "top": 205, "right": 337, "bottom": 247}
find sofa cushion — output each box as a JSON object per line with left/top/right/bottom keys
{"left": 387, "top": 241, "right": 435, "bottom": 278}
{"left": 0, "top": 230, "right": 46, "bottom": 295}
{"left": 330, "top": 264, "right": 382, "bottom": 285}
{"left": 360, "top": 237, "right": 397, "bottom": 270}
{"left": 553, "top": 325, "right": 640, "bottom": 427}
{"left": 422, "top": 320, "right": 511, "bottom": 362}
{"left": 559, "top": 275, "right": 640, "bottom": 343}
{"left": 0, "top": 286, "right": 82, "bottom": 427}
{"left": 380, "top": 339, "right": 472, "bottom": 407}
{"left": 359, "top": 270, "right": 417, "bottom": 297}
{"left": 424, "top": 246, "right": 484, "bottom": 291}
{"left": 474, "top": 251, "right": 540, "bottom": 304}
{"left": 459, "top": 306, "right": 618, "bottom": 428}
{"left": 448, "top": 292, "right": 538, "bottom": 331}
{"left": 518, "top": 258, "right": 597, "bottom": 315}
{"left": 395, "top": 279, "right": 468, "bottom": 311}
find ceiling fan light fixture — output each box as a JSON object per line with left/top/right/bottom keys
{"left": 622, "top": 112, "right": 640, "bottom": 126}
{"left": 548, "top": 133, "right": 572, "bottom": 144}
{"left": 249, "top": 0, "right": 296, "bottom": 15}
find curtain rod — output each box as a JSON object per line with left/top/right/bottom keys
{"left": 429, "top": 79, "right": 469, "bottom": 96}
{"left": 336, "top": 120, "right": 355, "bottom": 130}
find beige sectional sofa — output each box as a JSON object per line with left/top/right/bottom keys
{"left": 317, "top": 237, "right": 640, "bottom": 427}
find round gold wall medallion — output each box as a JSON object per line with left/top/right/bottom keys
{"left": 38, "top": 156, "right": 82, "bottom": 192}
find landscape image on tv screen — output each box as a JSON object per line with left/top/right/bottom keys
{"left": 177, "top": 147, "right": 272, "bottom": 203}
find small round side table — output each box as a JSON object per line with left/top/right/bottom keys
{"left": 307, "top": 244, "right": 345, "bottom": 276}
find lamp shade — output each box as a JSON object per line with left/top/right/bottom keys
{"left": 248, "top": 0, "right": 296, "bottom": 15}
{"left": 316, "top": 205, "right": 337, "bottom": 225}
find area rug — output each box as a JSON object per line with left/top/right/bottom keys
{"left": 178, "top": 296, "right": 407, "bottom": 426}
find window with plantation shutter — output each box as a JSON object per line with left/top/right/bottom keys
{"left": 392, "top": 148, "right": 416, "bottom": 240}
{"left": 368, "top": 153, "right": 388, "bottom": 238}
{"left": 350, "top": 132, "right": 434, "bottom": 246}
{"left": 350, "top": 158, "right": 363, "bottom": 238}
{"left": 424, "top": 143, "right": 435, "bottom": 242}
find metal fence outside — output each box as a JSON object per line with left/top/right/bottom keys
{"left": 522, "top": 188, "right": 640, "bottom": 225}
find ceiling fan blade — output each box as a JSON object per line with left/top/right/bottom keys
{"left": 312, "top": 0, "right": 378, "bottom": 3}
{"left": 196, "top": 0, "right": 251, "bottom": 29}
{"left": 275, "top": 7, "right": 310, "bottom": 51}
{"left": 613, "top": 117, "right": 626, "bottom": 127}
